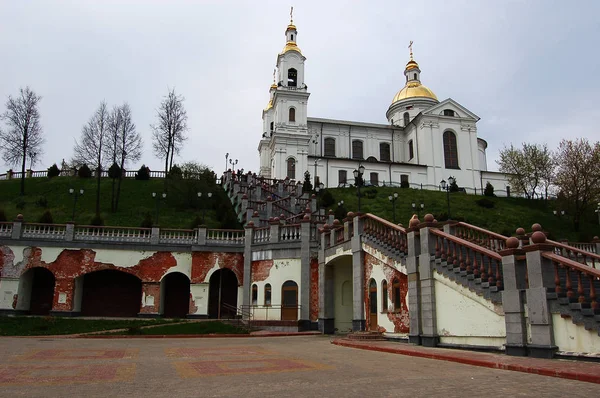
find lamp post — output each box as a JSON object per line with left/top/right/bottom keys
{"left": 388, "top": 192, "right": 399, "bottom": 223}
{"left": 198, "top": 192, "right": 213, "bottom": 224}
{"left": 353, "top": 164, "right": 365, "bottom": 212}
{"left": 553, "top": 210, "right": 565, "bottom": 216}
{"left": 225, "top": 153, "right": 229, "bottom": 172}
{"left": 440, "top": 176, "right": 455, "bottom": 220}
{"left": 596, "top": 203, "right": 600, "bottom": 225}
{"left": 315, "top": 182, "right": 324, "bottom": 215}
{"left": 69, "top": 188, "right": 84, "bottom": 222}
{"left": 412, "top": 202, "right": 425, "bottom": 217}
{"left": 152, "top": 192, "right": 167, "bottom": 226}
{"left": 229, "top": 158, "right": 238, "bottom": 170}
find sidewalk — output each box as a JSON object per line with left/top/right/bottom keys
{"left": 332, "top": 339, "right": 600, "bottom": 384}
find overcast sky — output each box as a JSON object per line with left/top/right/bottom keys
{"left": 1, "top": 0, "right": 599, "bottom": 175}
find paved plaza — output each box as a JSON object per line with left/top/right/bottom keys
{"left": 0, "top": 336, "right": 599, "bottom": 397}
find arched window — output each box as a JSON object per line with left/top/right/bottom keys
{"left": 264, "top": 284, "right": 271, "bottom": 306}
{"left": 352, "top": 140, "right": 363, "bottom": 160}
{"left": 403, "top": 112, "right": 410, "bottom": 126}
{"left": 366, "top": 156, "right": 377, "bottom": 163}
{"left": 443, "top": 131, "right": 459, "bottom": 169}
{"left": 338, "top": 170, "right": 347, "bottom": 185}
{"left": 270, "top": 121, "right": 274, "bottom": 132}
{"left": 291, "top": 34, "right": 294, "bottom": 41}
{"left": 252, "top": 284, "right": 258, "bottom": 305}
{"left": 324, "top": 137, "right": 336, "bottom": 157}
{"left": 392, "top": 278, "right": 401, "bottom": 311}
{"left": 408, "top": 140, "right": 414, "bottom": 160}
{"left": 382, "top": 280, "right": 388, "bottom": 312}
{"left": 413, "top": 73, "right": 417, "bottom": 80}
{"left": 443, "top": 109, "right": 455, "bottom": 117}
{"left": 288, "top": 68, "right": 297, "bottom": 87}
{"left": 380, "top": 142, "right": 391, "bottom": 162}
{"left": 287, "top": 158, "right": 296, "bottom": 179}
{"left": 289, "top": 107, "right": 296, "bottom": 122}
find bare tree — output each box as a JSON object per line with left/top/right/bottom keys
{"left": 554, "top": 138, "right": 600, "bottom": 231}
{"left": 0, "top": 87, "right": 44, "bottom": 195}
{"left": 105, "top": 105, "right": 123, "bottom": 212}
{"left": 73, "top": 101, "right": 109, "bottom": 217}
{"left": 114, "top": 103, "right": 142, "bottom": 211}
{"left": 151, "top": 89, "right": 188, "bottom": 175}
{"left": 497, "top": 143, "right": 554, "bottom": 199}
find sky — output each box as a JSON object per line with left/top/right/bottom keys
{"left": 1, "top": 0, "right": 599, "bottom": 175}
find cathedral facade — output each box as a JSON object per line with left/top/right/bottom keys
{"left": 258, "top": 17, "right": 509, "bottom": 194}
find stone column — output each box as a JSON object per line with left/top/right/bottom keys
{"left": 318, "top": 226, "right": 334, "bottom": 333}
{"left": 49, "top": 278, "right": 80, "bottom": 317}
{"left": 269, "top": 218, "right": 280, "bottom": 243}
{"left": 151, "top": 227, "right": 160, "bottom": 245}
{"left": 351, "top": 215, "right": 365, "bottom": 331}
{"left": 65, "top": 222, "right": 75, "bottom": 242}
{"left": 524, "top": 228, "right": 558, "bottom": 358}
{"left": 500, "top": 237, "right": 528, "bottom": 356}
{"left": 11, "top": 217, "right": 23, "bottom": 240}
{"left": 406, "top": 225, "right": 421, "bottom": 344}
{"left": 242, "top": 222, "right": 255, "bottom": 318}
{"left": 418, "top": 217, "right": 438, "bottom": 347}
{"left": 299, "top": 216, "right": 312, "bottom": 330}
{"left": 138, "top": 282, "right": 161, "bottom": 317}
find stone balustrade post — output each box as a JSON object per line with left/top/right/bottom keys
{"left": 278, "top": 181, "right": 284, "bottom": 196}
{"left": 299, "top": 215, "right": 312, "bottom": 329}
{"left": 242, "top": 222, "right": 255, "bottom": 319}
{"left": 328, "top": 210, "right": 335, "bottom": 226}
{"left": 65, "top": 222, "right": 75, "bottom": 242}
{"left": 416, "top": 215, "right": 438, "bottom": 347}
{"left": 443, "top": 222, "right": 456, "bottom": 236}
{"left": 255, "top": 185, "right": 262, "bottom": 200}
{"left": 269, "top": 218, "right": 280, "bottom": 243}
{"left": 593, "top": 236, "right": 600, "bottom": 256}
{"left": 310, "top": 194, "right": 317, "bottom": 213}
{"left": 351, "top": 214, "right": 365, "bottom": 331}
{"left": 26, "top": 169, "right": 32, "bottom": 178}
{"left": 197, "top": 227, "right": 207, "bottom": 245}
{"left": 11, "top": 217, "right": 23, "bottom": 240}
{"left": 343, "top": 219, "right": 351, "bottom": 241}
{"left": 406, "top": 223, "right": 422, "bottom": 344}
{"left": 241, "top": 194, "right": 249, "bottom": 215}
{"left": 266, "top": 197, "right": 273, "bottom": 220}
{"left": 500, "top": 236, "right": 528, "bottom": 356}
{"left": 151, "top": 227, "right": 160, "bottom": 245}
{"left": 7, "top": 170, "right": 13, "bottom": 180}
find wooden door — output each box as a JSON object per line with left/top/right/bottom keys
{"left": 369, "top": 279, "right": 378, "bottom": 330}
{"left": 281, "top": 281, "right": 298, "bottom": 320}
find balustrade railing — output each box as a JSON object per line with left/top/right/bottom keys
{"left": 431, "top": 228, "right": 504, "bottom": 290}
{"left": 21, "top": 223, "right": 67, "bottom": 240}
{"left": 159, "top": 229, "right": 197, "bottom": 245}
{"left": 279, "top": 224, "right": 301, "bottom": 241}
{"left": 455, "top": 222, "right": 507, "bottom": 252}
{"left": 74, "top": 225, "right": 151, "bottom": 243}
{"left": 362, "top": 214, "right": 408, "bottom": 256}
{"left": 548, "top": 240, "right": 600, "bottom": 270}
{"left": 0, "top": 222, "right": 12, "bottom": 238}
{"left": 253, "top": 226, "right": 271, "bottom": 244}
{"left": 207, "top": 229, "right": 245, "bottom": 245}
{"left": 248, "top": 200, "right": 267, "bottom": 212}
{"left": 564, "top": 242, "right": 597, "bottom": 254}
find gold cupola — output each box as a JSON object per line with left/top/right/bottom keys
{"left": 281, "top": 7, "right": 302, "bottom": 55}
{"left": 391, "top": 43, "right": 437, "bottom": 104}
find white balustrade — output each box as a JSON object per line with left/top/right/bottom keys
{"left": 279, "top": 224, "right": 301, "bottom": 241}
{"left": 21, "top": 223, "right": 66, "bottom": 240}
{"left": 0, "top": 222, "right": 13, "bottom": 238}
{"left": 207, "top": 229, "right": 245, "bottom": 245}
{"left": 74, "top": 226, "right": 151, "bottom": 243}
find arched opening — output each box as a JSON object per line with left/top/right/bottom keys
{"left": 323, "top": 255, "right": 353, "bottom": 334}
{"left": 252, "top": 284, "right": 258, "bottom": 305}
{"left": 403, "top": 112, "right": 410, "bottom": 127}
{"left": 288, "top": 107, "right": 296, "bottom": 122}
{"left": 270, "top": 121, "right": 274, "bottom": 132}
{"left": 264, "top": 284, "right": 272, "bottom": 306}
{"left": 352, "top": 140, "right": 364, "bottom": 160}
{"left": 443, "top": 130, "right": 459, "bottom": 169}
{"left": 287, "top": 158, "right": 296, "bottom": 179}
{"left": 324, "top": 137, "right": 335, "bottom": 157}
{"left": 18, "top": 267, "right": 55, "bottom": 315}
{"left": 81, "top": 270, "right": 142, "bottom": 317}
{"left": 208, "top": 268, "right": 239, "bottom": 319}
{"left": 380, "top": 142, "right": 391, "bottom": 162}
{"left": 287, "top": 68, "right": 297, "bottom": 87}
{"left": 161, "top": 272, "right": 190, "bottom": 318}
{"left": 281, "top": 280, "right": 298, "bottom": 320}
{"left": 382, "top": 280, "right": 388, "bottom": 312}
{"left": 369, "top": 278, "right": 378, "bottom": 330}
{"left": 392, "top": 278, "right": 401, "bottom": 312}
{"left": 408, "top": 140, "right": 414, "bottom": 160}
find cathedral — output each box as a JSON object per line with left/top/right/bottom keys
{"left": 258, "top": 15, "right": 509, "bottom": 194}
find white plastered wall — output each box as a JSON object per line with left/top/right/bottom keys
{"left": 250, "top": 258, "right": 301, "bottom": 320}
{"left": 552, "top": 314, "right": 600, "bottom": 354}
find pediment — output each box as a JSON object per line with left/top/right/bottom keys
{"left": 423, "top": 98, "right": 480, "bottom": 121}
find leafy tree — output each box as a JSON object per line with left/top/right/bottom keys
{"left": 151, "top": 89, "right": 188, "bottom": 175}
{"left": 497, "top": 143, "right": 554, "bottom": 199}
{"left": 78, "top": 164, "right": 92, "bottom": 178}
{"left": 554, "top": 138, "right": 600, "bottom": 231}
{"left": 47, "top": 163, "right": 60, "bottom": 178}
{"left": 302, "top": 170, "right": 313, "bottom": 193}
{"left": 0, "top": 87, "right": 44, "bottom": 195}
{"left": 135, "top": 165, "right": 150, "bottom": 180}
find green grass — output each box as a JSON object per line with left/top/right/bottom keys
{"left": 106, "top": 321, "right": 249, "bottom": 335}
{"left": 0, "top": 176, "right": 240, "bottom": 229}
{"left": 323, "top": 186, "right": 599, "bottom": 242}
{"left": 0, "top": 316, "right": 176, "bottom": 336}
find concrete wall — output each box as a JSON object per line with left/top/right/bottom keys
{"left": 552, "top": 313, "right": 600, "bottom": 354}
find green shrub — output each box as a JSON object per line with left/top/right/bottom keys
{"left": 38, "top": 210, "right": 54, "bottom": 224}
{"left": 189, "top": 215, "right": 203, "bottom": 229}
{"left": 484, "top": 182, "right": 495, "bottom": 197}
{"left": 140, "top": 212, "right": 153, "bottom": 228}
{"left": 449, "top": 177, "right": 459, "bottom": 193}
{"left": 0, "top": 208, "right": 6, "bottom": 221}
{"left": 47, "top": 163, "right": 60, "bottom": 178}
{"left": 302, "top": 171, "right": 313, "bottom": 193}
{"left": 364, "top": 187, "right": 378, "bottom": 199}
{"left": 135, "top": 165, "right": 150, "bottom": 180}
{"left": 168, "top": 165, "right": 182, "bottom": 179}
{"left": 35, "top": 196, "right": 48, "bottom": 208}
{"left": 90, "top": 214, "right": 105, "bottom": 226}
{"left": 319, "top": 190, "right": 335, "bottom": 209}
{"left": 15, "top": 197, "right": 25, "bottom": 210}
{"left": 476, "top": 198, "right": 495, "bottom": 209}
{"left": 78, "top": 164, "right": 92, "bottom": 178}
{"left": 108, "top": 162, "right": 121, "bottom": 179}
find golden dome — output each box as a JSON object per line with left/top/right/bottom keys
{"left": 281, "top": 41, "right": 302, "bottom": 55}
{"left": 270, "top": 83, "right": 277, "bottom": 89}
{"left": 405, "top": 59, "right": 419, "bottom": 71}
{"left": 392, "top": 81, "right": 437, "bottom": 103}
{"left": 264, "top": 99, "right": 273, "bottom": 111}
{"left": 286, "top": 23, "right": 297, "bottom": 31}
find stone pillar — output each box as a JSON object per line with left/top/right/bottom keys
{"left": 318, "top": 227, "right": 334, "bottom": 333}
{"left": 242, "top": 222, "right": 255, "bottom": 318}
{"left": 266, "top": 197, "right": 273, "bottom": 220}
{"left": 418, "top": 219, "right": 438, "bottom": 347}
{"left": 593, "top": 236, "right": 600, "bottom": 258}
{"left": 49, "top": 278, "right": 80, "bottom": 317}
{"left": 269, "top": 218, "right": 280, "bottom": 244}
{"left": 524, "top": 229, "right": 558, "bottom": 358}
{"left": 138, "top": 282, "right": 161, "bottom": 317}
{"left": 65, "top": 222, "right": 75, "bottom": 242}
{"left": 7, "top": 170, "right": 13, "bottom": 180}
{"left": 406, "top": 227, "right": 421, "bottom": 344}
{"left": 197, "top": 227, "right": 207, "bottom": 245}
{"left": 11, "top": 218, "right": 23, "bottom": 240}
{"left": 351, "top": 215, "right": 365, "bottom": 331}
{"left": 278, "top": 181, "right": 284, "bottom": 196}
{"left": 310, "top": 194, "right": 317, "bottom": 213}
{"left": 500, "top": 237, "right": 528, "bottom": 356}
{"left": 299, "top": 216, "right": 312, "bottom": 330}
{"left": 26, "top": 169, "right": 32, "bottom": 178}
{"left": 241, "top": 194, "right": 249, "bottom": 215}
{"left": 328, "top": 210, "right": 335, "bottom": 226}
{"left": 151, "top": 227, "right": 160, "bottom": 245}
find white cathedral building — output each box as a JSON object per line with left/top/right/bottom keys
{"left": 258, "top": 17, "right": 509, "bottom": 194}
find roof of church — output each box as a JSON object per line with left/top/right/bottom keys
{"left": 392, "top": 81, "right": 438, "bottom": 103}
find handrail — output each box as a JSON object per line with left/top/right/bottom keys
{"left": 548, "top": 239, "right": 600, "bottom": 261}
{"left": 365, "top": 213, "right": 407, "bottom": 233}
{"left": 542, "top": 252, "right": 600, "bottom": 278}
{"left": 430, "top": 228, "right": 502, "bottom": 261}
{"left": 455, "top": 222, "right": 508, "bottom": 242}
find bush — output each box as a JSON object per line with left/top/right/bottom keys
{"left": 90, "top": 214, "right": 104, "bottom": 226}
{"left": 302, "top": 171, "right": 313, "bottom": 193}
{"left": 168, "top": 165, "right": 183, "bottom": 179}
{"left": 135, "top": 165, "right": 150, "bottom": 180}
{"left": 319, "top": 190, "right": 335, "bottom": 209}
{"left": 449, "top": 177, "right": 459, "bottom": 193}
{"left": 190, "top": 215, "right": 203, "bottom": 229}
{"left": 108, "top": 162, "right": 122, "bottom": 179}
{"left": 47, "top": 163, "right": 60, "bottom": 178}
{"left": 476, "top": 198, "right": 495, "bottom": 209}
{"left": 0, "top": 208, "right": 6, "bottom": 222}
{"left": 78, "top": 164, "right": 92, "bottom": 178}
{"left": 38, "top": 210, "right": 54, "bottom": 224}
{"left": 35, "top": 196, "right": 48, "bottom": 208}
{"left": 364, "top": 187, "right": 378, "bottom": 199}
{"left": 140, "top": 212, "right": 153, "bottom": 228}
{"left": 484, "top": 182, "right": 495, "bottom": 197}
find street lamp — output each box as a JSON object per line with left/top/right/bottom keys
{"left": 225, "top": 153, "right": 229, "bottom": 171}
{"left": 412, "top": 202, "right": 425, "bottom": 217}
{"left": 315, "top": 182, "right": 325, "bottom": 215}
{"left": 353, "top": 164, "right": 365, "bottom": 212}
{"left": 198, "top": 192, "right": 213, "bottom": 224}
{"left": 440, "top": 176, "right": 455, "bottom": 220}
{"left": 388, "top": 192, "right": 399, "bottom": 223}
{"left": 553, "top": 210, "right": 565, "bottom": 216}
{"left": 69, "top": 188, "right": 84, "bottom": 222}
{"left": 152, "top": 192, "right": 167, "bottom": 226}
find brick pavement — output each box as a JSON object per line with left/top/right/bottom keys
{"left": 0, "top": 336, "right": 598, "bottom": 397}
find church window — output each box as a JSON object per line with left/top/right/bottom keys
{"left": 408, "top": 140, "right": 414, "bottom": 160}
{"left": 289, "top": 107, "right": 296, "bottom": 122}
{"left": 443, "top": 131, "right": 459, "bottom": 169}
{"left": 288, "top": 68, "right": 297, "bottom": 87}
{"left": 366, "top": 156, "right": 377, "bottom": 163}
{"left": 413, "top": 73, "right": 417, "bottom": 80}
{"left": 264, "top": 284, "right": 272, "bottom": 306}
{"left": 392, "top": 278, "right": 401, "bottom": 311}
{"left": 380, "top": 143, "right": 391, "bottom": 162}
{"left": 324, "top": 138, "right": 336, "bottom": 157}
{"left": 443, "top": 109, "right": 455, "bottom": 117}
{"left": 270, "top": 121, "right": 274, "bottom": 132}
{"left": 338, "top": 170, "right": 347, "bottom": 185}
{"left": 287, "top": 158, "right": 296, "bottom": 179}
{"left": 370, "top": 172, "right": 378, "bottom": 186}
{"left": 352, "top": 140, "right": 364, "bottom": 160}
{"left": 382, "top": 280, "right": 388, "bottom": 312}
{"left": 403, "top": 112, "right": 410, "bottom": 126}
{"left": 291, "top": 34, "right": 294, "bottom": 41}
{"left": 252, "top": 284, "right": 258, "bottom": 305}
